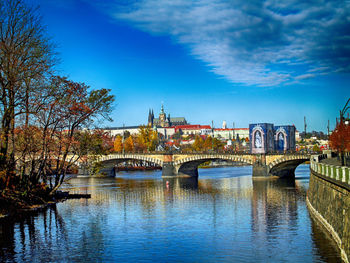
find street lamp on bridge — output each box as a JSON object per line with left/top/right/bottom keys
{"left": 339, "top": 98, "right": 350, "bottom": 125}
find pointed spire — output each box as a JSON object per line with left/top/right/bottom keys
{"left": 148, "top": 108, "right": 154, "bottom": 126}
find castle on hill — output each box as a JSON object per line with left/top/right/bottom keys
{"left": 148, "top": 104, "right": 187, "bottom": 128}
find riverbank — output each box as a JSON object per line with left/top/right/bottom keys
{"left": 0, "top": 189, "right": 90, "bottom": 220}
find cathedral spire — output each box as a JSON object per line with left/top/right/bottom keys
{"left": 148, "top": 109, "right": 154, "bottom": 126}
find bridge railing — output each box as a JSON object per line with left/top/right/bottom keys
{"left": 310, "top": 156, "right": 350, "bottom": 186}
{"left": 108, "top": 150, "right": 307, "bottom": 156}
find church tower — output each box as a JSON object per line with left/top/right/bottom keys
{"left": 159, "top": 104, "right": 166, "bottom": 127}
{"left": 148, "top": 109, "right": 154, "bottom": 127}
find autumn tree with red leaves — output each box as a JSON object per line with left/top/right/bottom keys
{"left": 329, "top": 121, "right": 350, "bottom": 166}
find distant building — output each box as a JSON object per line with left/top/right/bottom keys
{"left": 295, "top": 130, "right": 300, "bottom": 141}
{"left": 104, "top": 126, "right": 140, "bottom": 137}
{"left": 148, "top": 104, "right": 187, "bottom": 128}
{"left": 175, "top": 125, "right": 212, "bottom": 136}
{"left": 214, "top": 128, "right": 249, "bottom": 140}
{"left": 249, "top": 123, "right": 296, "bottom": 154}
{"left": 274, "top": 125, "right": 296, "bottom": 152}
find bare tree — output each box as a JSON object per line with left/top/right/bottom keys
{"left": 0, "top": 0, "right": 55, "bottom": 185}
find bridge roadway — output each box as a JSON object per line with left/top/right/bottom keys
{"left": 92, "top": 153, "right": 310, "bottom": 178}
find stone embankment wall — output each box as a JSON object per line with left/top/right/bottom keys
{"left": 308, "top": 156, "right": 350, "bottom": 263}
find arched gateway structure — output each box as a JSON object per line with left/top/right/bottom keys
{"left": 93, "top": 153, "right": 310, "bottom": 178}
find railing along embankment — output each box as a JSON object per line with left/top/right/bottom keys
{"left": 307, "top": 154, "right": 350, "bottom": 263}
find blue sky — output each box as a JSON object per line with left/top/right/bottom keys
{"left": 28, "top": 0, "right": 349, "bottom": 132}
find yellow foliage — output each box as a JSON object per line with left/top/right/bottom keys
{"left": 137, "top": 126, "right": 158, "bottom": 151}
{"left": 124, "top": 136, "right": 134, "bottom": 152}
{"left": 114, "top": 135, "right": 123, "bottom": 152}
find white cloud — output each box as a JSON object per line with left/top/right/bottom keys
{"left": 94, "top": 0, "right": 350, "bottom": 87}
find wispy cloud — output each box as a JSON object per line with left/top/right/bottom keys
{"left": 93, "top": 0, "right": 350, "bottom": 87}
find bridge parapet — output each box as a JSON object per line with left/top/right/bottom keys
{"left": 96, "top": 153, "right": 164, "bottom": 166}
{"left": 172, "top": 154, "right": 254, "bottom": 166}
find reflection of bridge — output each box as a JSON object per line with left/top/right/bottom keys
{"left": 93, "top": 153, "right": 310, "bottom": 178}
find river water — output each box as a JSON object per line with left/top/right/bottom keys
{"left": 0, "top": 165, "right": 343, "bottom": 262}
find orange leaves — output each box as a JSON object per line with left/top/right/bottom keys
{"left": 114, "top": 136, "right": 123, "bottom": 153}
{"left": 124, "top": 136, "right": 134, "bottom": 152}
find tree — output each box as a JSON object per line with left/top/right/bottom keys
{"left": 329, "top": 121, "right": 350, "bottom": 166}
{"left": 124, "top": 136, "right": 134, "bottom": 152}
{"left": 172, "top": 131, "right": 183, "bottom": 140}
{"left": 203, "top": 136, "right": 213, "bottom": 151}
{"left": 0, "top": 0, "right": 55, "bottom": 180}
{"left": 137, "top": 126, "right": 158, "bottom": 152}
{"left": 312, "top": 144, "right": 321, "bottom": 152}
{"left": 114, "top": 136, "right": 123, "bottom": 152}
{"left": 45, "top": 76, "right": 114, "bottom": 194}
{"left": 192, "top": 135, "right": 204, "bottom": 152}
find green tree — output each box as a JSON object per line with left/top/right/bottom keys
{"left": 312, "top": 144, "right": 320, "bottom": 152}
{"left": 192, "top": 135, "right": 204, "bottom": 152}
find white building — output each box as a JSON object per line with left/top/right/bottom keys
{"left": 104, "top": 126, "right": 140, "bottom": 137}
{"left": 213, "top": 128, "right": 249, "bottom": 140}
{"left": 175, "top": 125, "right": 212, "bottom": 136}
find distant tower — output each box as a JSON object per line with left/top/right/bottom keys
{"left": 148, "top": 109, "right": 154, "bottom": 127}
{"left": 222, "top": 120, "right": 227, "bottom": 129}
{"left": 167, "top": 113, "right": 171, "bottom": 127}
{"left": 159, "top": 104, "right": 167, "bottom": 127}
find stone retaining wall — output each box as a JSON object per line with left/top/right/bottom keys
{"left": 308, "top": 157, "right": 350, "bottom": 263}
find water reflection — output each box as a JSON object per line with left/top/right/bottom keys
{"left": 0, "top": 165, "right": 342, "bottom": 262}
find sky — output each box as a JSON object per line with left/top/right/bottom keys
{"left": 27, "top": 0, "right": 350, "bottom": 132}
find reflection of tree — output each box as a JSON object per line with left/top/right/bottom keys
{"left": 0, "top": 220, "right": 16, "bottom": 262}
{"left": 0, "top": 205, "right": 71, "bottom": 262}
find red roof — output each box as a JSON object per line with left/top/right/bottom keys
{"left": 174, "top": 125, "right": 211, "bottom": 132}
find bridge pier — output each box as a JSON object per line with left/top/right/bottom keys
{"left": 252, "top": 163, "right": 269, "bottom": 177}
{"left": 162, "top": 162, "right": 199, "bottom": 177}
{"left": 162, "top": 162, "right": 177, "bottom": 177}
{"left": 252, "top": 154, "right": 269, "bottom": 177}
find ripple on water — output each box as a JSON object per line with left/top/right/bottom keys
{"left": 0, "top": 165, "right": 343, "bottom": 263}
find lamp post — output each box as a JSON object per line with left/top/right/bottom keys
{"left": 211, "top": 120, "right": 214, "bottom": 151}
{"left": 122, "top": 124, "right": 125, "bottom": 155}
{"left": 340, "top": 98, "right": 350, "bottom": 124}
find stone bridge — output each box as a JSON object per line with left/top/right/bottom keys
{"left": 93, "top": 153, "right": 310, "bottom": 178}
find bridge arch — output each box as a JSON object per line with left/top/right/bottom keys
{"left": 268, "top": 155, "right": 309, "bottom": 177}
{"left": 173, "top": 155, "right": 254, "bottom": 177}
{"left": 98, "top": 154, "right": 163, "bottom": 166}
{"left": 95, "top": 154, "right": 164, "bottom": 176}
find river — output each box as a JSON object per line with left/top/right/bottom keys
{"left": 0, "top": 165, "right": 343, "bottom": 262}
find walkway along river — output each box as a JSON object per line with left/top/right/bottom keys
{"left": 0, "top": 165, "right": 344, "bottom": 262}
